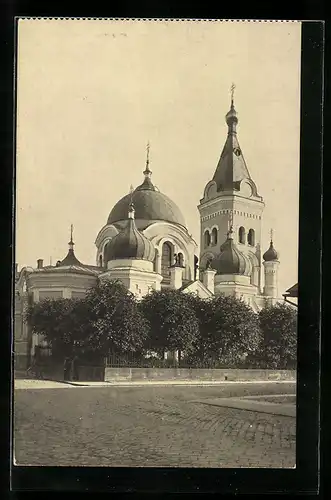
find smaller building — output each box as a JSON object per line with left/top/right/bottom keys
{"left": 283, "top": 283, "right": 298, "bottom": 307}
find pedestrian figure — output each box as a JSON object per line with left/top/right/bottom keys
{"left": 63, "top": 356, "right": 71, "bottom": 381}
{"left": 71, "top": 355, "right": 79, "bottom": 381}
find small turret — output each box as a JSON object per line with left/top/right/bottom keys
{"left": 263, "top": 230, "right": 280, "bottom": 299}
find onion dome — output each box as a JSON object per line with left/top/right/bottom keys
{"left": 107, "top": 143, "right": 186, "bottom": 229}
{"left": 263, "top": 239, "right": 279, "bottom": 262}
{"left": 105, "top": 201, "right": 155, "bottom": 263}
{"left": 211, "top": 226, "right": 251, "bottom": 276}
{"left": 58, "top": 225, "right": 83, "bottom": 266}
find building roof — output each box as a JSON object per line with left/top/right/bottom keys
{"left": 284, "top": 283, "right": 298, "bottom": 297}
{"left": 211, "top": 98, "right": 260, "bottom": 196}
{"left": 105, "top": 202, "right": 156, "bottom": 263}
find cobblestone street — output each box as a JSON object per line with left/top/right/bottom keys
{"left": 14, "top": 382, "right": 296, "bottom": 468}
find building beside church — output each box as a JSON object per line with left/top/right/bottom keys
{"left": 14, "top": 94, "right": 283, "bottom": 367}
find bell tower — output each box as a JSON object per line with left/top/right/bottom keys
{"left": 198, "top": 86, "right": 265, "bottom": 291}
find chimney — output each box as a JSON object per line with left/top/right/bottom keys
{"left": 37, "top": 259, "right": 43, "bottom": 269}
{"left": 203, "top": 268, "right": 216, "bottom": 294}
{"left": 170, "top": 265, "right": 183, "bottom": 290}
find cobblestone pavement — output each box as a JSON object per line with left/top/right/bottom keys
{"left": 14, "top": 383, "right": 296, "bottom": 468}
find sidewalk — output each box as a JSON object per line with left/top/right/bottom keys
{"left": 14, "top": 378, "right": 296, "bottom": 389}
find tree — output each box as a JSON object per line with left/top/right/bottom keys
{"left": 25, "top": 280, "right": 149, "bottom": 361}
{"left": 25, "top": 297, "right": 89, "bottom": 358}
{"left": 187, "top": 294, "right": 261, "bottom": 367}
{"left": 257, "top": 302, "right": 297, "bottom": 369}
{"left": 83, "top": 279, "right": 149, "bottom": 357}
{"left": 139, "top": 289, "right": 200, "bottom": 361}
{"left": 183, "top": 294, "right": 216, "bottom": 364}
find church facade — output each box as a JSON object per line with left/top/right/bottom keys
{"left": 14, "top": 95, "right": 281, "bottom": 366}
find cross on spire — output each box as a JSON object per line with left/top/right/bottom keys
{"left": 230, "top": 82, "right": 236, "bottom": 106}
{"left": 270, "top": 228, "right": 274, "bottom": 243}
{"left": 146, "top": 141, "right": 150, "bottom": 163}
{"left": 68, "top": 224, "right": 75, "bottom": 250}
{"left": 143, "top": 141, "right": 152, "bottom": 177}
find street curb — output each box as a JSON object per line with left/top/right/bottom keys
{"left": 59, "top": 380, "right": 296, "bottom": 387}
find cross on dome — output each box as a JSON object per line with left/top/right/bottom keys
{"left": 230, "top": 82, "right": 236, "bottom": 106}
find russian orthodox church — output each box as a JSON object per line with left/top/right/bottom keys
{"left": 14, "top": 92, "right": 282, "bottom": 367}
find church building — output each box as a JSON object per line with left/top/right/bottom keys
{"left": 14, "top": 93, "right": 282, "bottom": 367}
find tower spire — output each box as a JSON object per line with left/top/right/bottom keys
{"left": 270, "top": 228, "right": 274, "bottom": 243}
{"left": 69, "top": 224, "right": 74, "bottom": 250}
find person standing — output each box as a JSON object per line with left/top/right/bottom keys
{"left": 63, "top": 356, "right": 71, "bottom": 381}
{"left": 71, "top": 355, "right": 79, "bottom": 381}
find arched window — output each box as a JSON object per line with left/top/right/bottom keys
{"left": 161, "top": 242, "right": 172, "bottom": 277}
{"left": 211, "top": 228, "right": 218, "bottom": 246}
{"left": 103, "top": 242, "right": 109, "bottom": 264}
{"left": 204, "top": 230, "right": 211, "bottom": 248}
{"left": 99, "top": 255, "right": 103, "bottom": 267}
{"left": 239, "top": 226, "right": 246, "bottom": 244}
{"left": 248, "top": 229, "right": 255, "bottom": 246}
{"left": 178, "top": 252, "right": 184, "bottom": 267}
{"left": 194, "top": 255, "right": 199, "bottom": 280}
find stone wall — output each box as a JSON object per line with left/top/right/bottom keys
{"left": 104, "top": 368, "right": 296, "bottom": 383}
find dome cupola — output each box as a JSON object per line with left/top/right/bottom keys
{"left": 211, "top": 225, "right": 251, "bottom": 276}
{"left": 263, "top": 231, "right": 279, "bottom": 261}
{"left": 105, "top": 201, "right": 155, "bottom": 263}
{"left": 107, "top": 143, "right": 186, "bottom": 229}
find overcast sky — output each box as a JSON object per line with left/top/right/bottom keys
{"left": 16, "top": 19, "right": 301, "bottom": 294}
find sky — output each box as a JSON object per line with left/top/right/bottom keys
{"left": 15, "top": 19, "right": 301, "bottom": 295}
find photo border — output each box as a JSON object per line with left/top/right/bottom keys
{"left": 2, "top": 14, "right": 324, "bottom": 496}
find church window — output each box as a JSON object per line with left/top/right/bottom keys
{"left": 204, "top": 230, "right": 211, "bottom": 247}
{"left": 239, "top": 226, "right": 246, "bottom": 244}
{"left": 161, "top": 242, "right": 172, "bottom": 277}
{"left": 248, "top": 229, "right": 255, "bottom": 246}
{"left": 178, "top": 252, "right": 184, "bottom": 267}
{"left": 211, "top": 228, "right": 218, "bottom": 246}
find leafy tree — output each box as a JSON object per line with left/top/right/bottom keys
{"left": 139, "top": 289, "right": 199, "bottom": 361}
{"left": 257, "top": 302, "right": 297, "bottom": 369}
{"left": 25, "top": 297, "right": 89, "bottom": 358}
{"left": 83, "top": 279, "right": 149, "bottom": 357}
{"left": 186, "top": 294, "right": 261, "bottom": 367}
{"left": 25, "top": 280, "right": 149, "bottom": 361}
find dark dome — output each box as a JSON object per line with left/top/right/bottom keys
{"left": 105, "top": 214, "right": 155, "bottom": 263}
{"left": 107, "top": 189, "right": 186, "bottom": 228}
{"left": 212, "top": 231, "right": 251, "bottom": 276}
{"left": 263, "top": 241, "right": 279, "bottom": 262}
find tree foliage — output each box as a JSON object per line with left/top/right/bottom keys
{"left": 139, "top": 289, "right": 199, "bottom": 357}
{"left": 25, "top": 278, "right": 297, "bottom": 370}
{"left": 25, "top": 280, "right": 149, "bottom": 359}
{"left": 257, "top": 302, "right": 297, "bottom": 369}
{"left": 25, "top": 297, "right": 89, "bottom": 357}
{"left": 186, "top": 294, "right": 261, "bottom": 367}
{"left": 82, "top": 279, "right": 149, "bottom": 355}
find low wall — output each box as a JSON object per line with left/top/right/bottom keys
{"left": 104, "top": 368, "right": 296, "bottom": 383}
